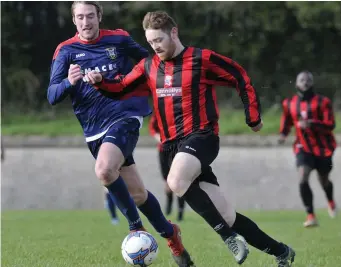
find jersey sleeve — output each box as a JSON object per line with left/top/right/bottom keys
{"left": 309, "top": 97, "right": 335, "bottom": 133}
{"left": 123, "top": 33, "right": 149, "bottom": 62}
{"left": 279, "top": 98, "right": 293, "bottom": 136}
{"left": 203, "top": 49, "right": 261, "bottom": 127}
{"left": 47, "top": 46, "right": 73, "bottom": 105}
{"left": 94, "top": 59, "right": 147, "bottom": 94}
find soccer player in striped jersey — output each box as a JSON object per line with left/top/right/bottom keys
{"left": 85, "top": 10, "right": 296, "bottom": 267}
{"left": 47, "top": 3, "right": 194, "bottom": 266}
{"left": 279, "top": 71, "right": 337, "bottom": 227}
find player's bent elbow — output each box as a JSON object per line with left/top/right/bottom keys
{"left": 47, "top": 88, "right": 58, "bottom": 106}
{"left": 47, "top": 97, "right": 57, "bottom": 106}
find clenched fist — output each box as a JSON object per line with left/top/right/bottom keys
{"left": 68, "top": 64, "right": 83, "bottom": 86}
{"left": 83, "top": 70, "right": 103, "bottom": 85}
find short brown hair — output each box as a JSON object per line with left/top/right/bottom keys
{"left": 142, "top": 11, "right": 177, "bottom": 33}
{"left": 71, "top": 1, "right": 103, "bottom": 17}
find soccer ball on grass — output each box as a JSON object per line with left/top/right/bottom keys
{"left": 121, "top": 231, "right": 159, "bottom": 266}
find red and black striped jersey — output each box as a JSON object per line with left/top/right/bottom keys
{"left": 95, "top": 47, "right": 261, "bottom": 143}
{"left": 280, "top": 93, "right": 336, "bottom": 157}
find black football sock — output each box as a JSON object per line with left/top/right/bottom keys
{"left": 177, "top": 196, "right": 185, "bottom": 221}
{"left": 165, "top": 191, "right": 173, "bottom": 215}
{"left": 299, "top": 181, "right": 314, "bottom": 214}
{"left": 322, "top": 180, "right": 334, "bottom": 202}
{"left": 232, "top": 213, "right": 286, "bottom": 257}
{"left": 183, "top": 182, "right": 234, "bottom": 241}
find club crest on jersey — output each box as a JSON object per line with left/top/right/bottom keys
{"left": 106, "top": 47, "right": 117, "bottom": 60}
{"left": 164, "top": 75, "right": 173, "bottom": 87}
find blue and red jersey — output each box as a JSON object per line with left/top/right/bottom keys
{"left": 47, "top": 29, "right": 151, "bottom": 141}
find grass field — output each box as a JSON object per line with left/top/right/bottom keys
{"left": 2, "top": 210, "right": 341, "bottom": 267}
{"left": 2, "top": 108, "right": 341, "bottom": 136}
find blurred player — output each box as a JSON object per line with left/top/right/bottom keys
{"left": 104, "top": 188, "right": 119, "bottom": 225}
{"left": 47, "top": 3, "right": 194, "bottom": 266}
{"left": 149, "top": 113, "right": 186, "bottom": 221}
{"left": 279, "top": 71, "right": 337, "bottom": 227}
{"left": 86, "top": 10, "right": 296, "bottom": 267}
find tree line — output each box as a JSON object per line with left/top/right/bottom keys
{"left": 2, "top": 1, "right": 341, "bottom": 115}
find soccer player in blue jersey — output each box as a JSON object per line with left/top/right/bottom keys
{"left": 47, "top": 2, "right": 194, "bottom": 266}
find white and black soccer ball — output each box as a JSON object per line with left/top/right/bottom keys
{"left": 121, "top": 231, "right": 159, "bottom": 266}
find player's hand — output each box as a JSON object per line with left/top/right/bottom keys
{"left": 68, "top": 64, "right": 83, "bottom": 86}
{"left": 297, "top": 120, "right": 309, "bottom": 129}
{"left": 251, "top": 120, "right": 263, "bottom": 132}
{"left": 278, "top": 134, "right": 286, "bottom": 145}
{"left": 83, "top": 70, "right": 102, "bottom": 84}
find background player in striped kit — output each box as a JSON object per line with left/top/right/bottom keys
{"left": 47, "top": 3, "right": 194, "bottom": 266}
{"left": 279, "top": 71, "right": 337, "bottom": 227}
{"left": 149, "top": 113, "right": 186, "bottom": 221}
{"left": 85, "top": 10, "right": 296, "bottom": 267}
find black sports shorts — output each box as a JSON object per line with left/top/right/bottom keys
{"left": 158, "top": 149, "right": 171, "bottom": 180}
{"left": 161, "top": 130, "right": 220, "bottom": 185}
{"left": 296, "top": 150, "right": 333, "bottom": 175}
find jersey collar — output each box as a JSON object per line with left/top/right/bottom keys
{"left": 75, "top": 29, "right": 103, "bottom": 44}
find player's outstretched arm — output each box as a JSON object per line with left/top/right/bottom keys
{"left": 308, "top": 97, "right": 336, "bottom": 134}
{"left": 89, "top": 60, "right": 147, "bottom": 94}
{"left": 278, "top": 98, "right": 293, "bottom": 144}
{"left": 203, "top": 50, "right": 262, "bottom": 131}
{"left": 47, "top": 47, "right": 81, "bottom": 105}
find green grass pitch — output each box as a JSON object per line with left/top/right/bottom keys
{"left": 2, "top": 210, "right": 341, "bottom": 267}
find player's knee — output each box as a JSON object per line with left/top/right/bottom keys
{"left": 95, "top": 163, "right": 120, "bottom": 185}
{"left": 167, "top": 174, "right": 189, "bottom": 197}
{"left": 299, "top": 178, "right": 309, "bottom": 185}
{"left": 167, "top": 173, "right": 179, "bottom": 193}
{"left": 298, "top": 166, "right": 311, "bottom": 183}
